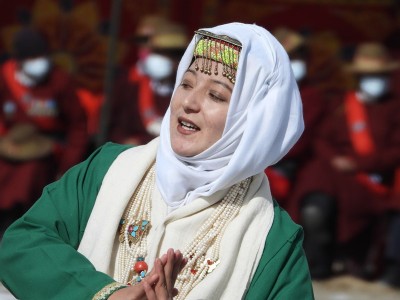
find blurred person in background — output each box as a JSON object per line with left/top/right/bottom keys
{"left": 376, "top": 14, "right": 400, "bottom": 286}
{"left": 266, "top": 27, "right": 328, "bottom": 207}
{"left": 109, "top": 20, "right": 188, "bottom": 145}
{"left": 131, "top": 14, "right": 170, "bottom": 74}
{"left": 381, "top": 149, "right": 400, "bottom": 288}
{"left": 0, "top": 27, "right": 88, "bottom": 237}
{"left": 287, "top": 42, "right": 400, "bottom": 286}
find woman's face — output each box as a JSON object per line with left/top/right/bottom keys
{"left": 170, "top": 59, "right": 234, "bottom": 157}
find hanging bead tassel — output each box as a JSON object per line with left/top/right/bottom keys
{"left": 133, "top": 257, "right": 148, "bottom": 283}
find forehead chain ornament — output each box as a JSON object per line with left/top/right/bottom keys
{"left": 193, "top": 30, "right": 242, "bottom": 84}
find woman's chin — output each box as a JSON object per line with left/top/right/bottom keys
{"left": 171, "top": 140, "right": 202, "bottom": 157}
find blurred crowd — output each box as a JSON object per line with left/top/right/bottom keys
{"left": 0, "top": 12, "right": 399, "bottom": 293}
{"left": 268, "top": 27, "right": 400, "bottom": 290}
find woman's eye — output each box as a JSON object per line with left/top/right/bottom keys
{"left": 180, "top": 81, "right": 192, "bottom": 89}
{"left": 210, "top": 93, "right": 225, "bottom": 102}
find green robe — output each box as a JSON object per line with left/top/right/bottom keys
{"left": 0, "top": 143, "right": 314, "bottom": 299}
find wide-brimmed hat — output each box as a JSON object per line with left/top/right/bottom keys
{"left": 0, "top": 123, "right": 54, "bottom": 161}
{"left": 345, "top": 43, "right": 400, "bottom": 74}
{"left": 273, "top": 27, "right": 305, "bottom": 54}
{"left": 149, "top": 22, "right": 188, "bottom": 52}
{"left": 134, "top": 14, "right": 169, "bottom": 44}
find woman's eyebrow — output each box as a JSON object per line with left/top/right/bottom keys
{"left": 185, "top": 69, "right": 197, "bottom": 76}
{"left": 211, "top": 79, "right": 233, "bottom": 93}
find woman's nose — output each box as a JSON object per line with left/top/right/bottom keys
{"left": 182, "top": 90, "right": 201, "bottom": 113}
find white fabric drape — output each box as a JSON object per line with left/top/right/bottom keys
{"left": 156, "top": 22, "right": 304, "bottom": 210}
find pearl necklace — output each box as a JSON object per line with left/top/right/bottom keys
{"left": 115, "top": 163, "right": 252, "bottom": 297}
{"left": 115, "top": 163, "right": 155, "bottom": 285}
{"left": 175, "top": 177, "right": 251, "bottom": 299}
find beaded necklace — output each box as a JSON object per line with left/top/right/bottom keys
{"left": 115, "top": 164, "right": 155, "bottom": 285}
{"left": 115, "top": 163, "right": 252, "bottom": 297}
{"left": 175, "top": 176, "right": 251, "bottom": 299}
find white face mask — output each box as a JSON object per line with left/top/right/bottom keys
{"left": 359, "top": 76, "right": 389, "bottom": 100}
{"left": 143, "top": 54, "right": 173, "bottom": 80}
{"left": 22, "top": 57, "right": 51, "bottom": 80}
{"left": 290, "top": 59, "right": 307, "bottom": 82}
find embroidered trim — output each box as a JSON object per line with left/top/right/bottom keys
{"left": 92, "top": 282, "right": 127, "bottom": 300}
{"left": 193, "top": 30, "right": 242, "bottom": 83}
{"left": 195, "top": 30, "right": 242, "bottom": 47}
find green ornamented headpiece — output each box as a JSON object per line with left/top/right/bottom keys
{"left": 193, "top": 30, "right": 242, "bottom": 84}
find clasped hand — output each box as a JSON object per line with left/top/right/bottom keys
{"left": 109, "top": 248, "right": 187, "bottom": 300}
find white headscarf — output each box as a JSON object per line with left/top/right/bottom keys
{"left": 156, "top": 22, "right": 304, "bottom": 210}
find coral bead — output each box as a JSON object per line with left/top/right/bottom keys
{"left": 134, "top": 261, "right": 148, "bottom": 273}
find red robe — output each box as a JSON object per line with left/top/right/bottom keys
{"left": 108, "top": 66, "right": 171, "bottom": 145}
{"left": 287, "top": 92, "right": 400, "bottom": 243}
{"left": 0, "top": 59, "right": 88, "bottom": 210}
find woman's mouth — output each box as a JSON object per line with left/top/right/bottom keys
{"left": 178, "top": 118, "right": 200, "bottom": 133}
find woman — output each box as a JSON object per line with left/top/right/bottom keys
{"left": 0, "top": 23, "right": 313, "bottom": 299}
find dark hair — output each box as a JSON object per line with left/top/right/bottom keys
{"left": 12, "top": 27, "right": 49, "bottom": 60}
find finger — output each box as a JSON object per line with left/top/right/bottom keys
{"left": 136, "top": 273, "right": 159, "bottom": 300}
{"left": 154, "top": 258, "right": 169, "bottom": 298}
{"left": 172, "top": 287, "right": 179, "bottom": 297}
{"left": 155, "top": 258, "right": 166, "bottom": 283}
{"left": 146, "top": 273, "right": 159, "bottom": 286}
{"left": 172, "top": 250, "right": 183, "bottom": 282}
{"left": 173, "top": 249, "right": 183, "bottom": 263}
{"left": 181, "top": 257, "right": 188, "bottom": 269}
{"left": 176, "top": 252, "right": 188, "bottom": 275}
{"left": 160, "top": 253, "right": 168, "bottom": 266}
{"left": 164, "top": 248, "right": 175, "bottom": 295}
{"left": 108, "top": 282, "right": 152, "bottom": 300}
{"left": 143, "top": 280, "right": 157, "bottom": 300}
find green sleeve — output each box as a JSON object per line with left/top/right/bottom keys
{"left": 245, "top": 202, "right": 315, "bottom": 300}
{"left": 0, "top": 142, "right": 131, "bottom": 300}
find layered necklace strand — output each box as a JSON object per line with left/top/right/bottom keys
{"left": 175, "top": 177, "right": 251, "bottom": 300}
{"left": 115, "top": 163, "right": 155, "bottom": 285}
{"left": 115, "top": 163, "right": 252, "bottom": 297}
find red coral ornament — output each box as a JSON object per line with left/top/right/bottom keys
{"left": 133, "top": 261, "right": 148, "bottom": 274}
